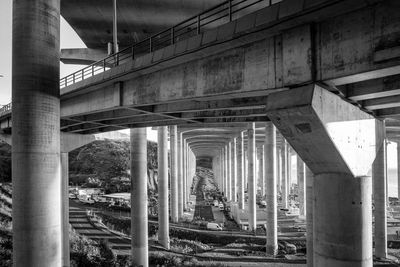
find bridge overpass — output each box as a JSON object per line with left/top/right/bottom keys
{"left": 3, "top": 0, "right": 400, "bottom": 266}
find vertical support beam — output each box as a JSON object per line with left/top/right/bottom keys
{"left": 227, "top": 142, "right": 232, "bottom": 200}
{"left": 158, "top": 126, "right": 170, "bottom": 249}
{"left": 314, "top": 174, "right": 372, "bottom": 267}
{"left": 397, "top": 141, "right": 400, "bottom": 199}
{"left": 178, "top": 132, "right": 183, "bottom": 219}
{"left": 238, "top": 132, "right": 245, "bottom": 209}
{"left": 244, "top": 150, "right": 248, "bottom": 193}
{"left": 277, "top": 147, "right": 282, "bottom": 200}
{"left": 306, "top": 166, "right": 313, "bottom": 267}
{"left": 130, "top": 128, "right": 148, "bottom": 267}
{"left": 287, "top": 146, "right": 292, "bottom": 198}
{"left": 248, "top": 122, "right": 256, "bottom": 232}
{"left": 61, "top": 153, "right": 70, "bottom": 267}
{"left": 225, "top": 146, "right": 229, "bottom": 199}
{"left": 297, "top": 155, "right": 306, "bottom": 216}
{"left": 170, "top": 126, "right": 179, "bottom": 223}
{"left": 265, "top": 123, "right": 277, "bottom": 255}
{"left": 183, "top": 141, "right": 187, "bottom": 210}
{"left": 12, "top": 0, "right": 61, "bottom": 265}
{"left": 112, "top": 0, "right": 118, "bottom": 53}
{"left": 258, "top": 146, "right": 265, "bottom": 197}
{"left": 231, "top": 138, "right": 237, "bottom": 202}
{"left": 373, "top": 120, "right": 387, "bottom": 259}
{"left": 282, "top": 141, "right": 288, "bottom": 209}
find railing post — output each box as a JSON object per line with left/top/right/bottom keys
{"left": 197, "top": 15, "right": 201, "bottom": 35}
{"left": 149, "top": 37, "right": 152, "bottom": 53}
{"left": 91, "top": 65, "right": 94, "bottom": 76}
{"left": 73, "top": 73, "right": 75, "bottom": 84}
{"left": 82, "top": 69, "right": 85, "bottom": 80}
{"left": 132, "top": 46, "right": 135, "bottom": 59}
{"left": 103, "top": 59, "right": 106, "bottom": 71}
{"left": 228, "top": 0, "right": 232, "bottom": 21}
{"left": 65, "top": 77, "right": 67, "bottom": 87}
{"left": 171, "top": 27, "right": 175, "bottom": 45}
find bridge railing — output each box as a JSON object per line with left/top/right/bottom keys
{"left": 0, "top": 103, "right": 11, "bottom": 117}
{"left": 59, "top": 0, "right": 281, "bottom": 88}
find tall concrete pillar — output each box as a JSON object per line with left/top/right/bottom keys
{"left": 178, "top": 132, "right": 183, "bottom": 219}
{"left": 281, "top": 141, "right": 288, "bottom": 208}
{"left": 248, "top": 122, "right": 256, "bottom": 232}
{"left": 265, "top": 123, "right": 277, "bottom": 255}
{"left": 130, "top": 128, "right": 148, "bottom": 267}
{"left": 258, "top": 146, "right": 265, "bottom": 197}
{"left": 314, "top": 174, "right": 372, "bottom": 267}
{"left": 227, "top": 142, "right": 232, "bottom": 200}
{"left": 221, "top": 148, "right": 225, "bottom": 196}
{"left": 287, "top": 146, "right": 292, "bottom": 197}
{"left": 373, "top": 122, "right": 387, "bottom": 259}
{"left": 61, "top": 153, "right": 70, "bottom": 267}
{"left": 158, "top": 127, "right": 170, "bottom": 248}
{"left": 306, "top": 166, "right": 313, "bottom": 267}
{"left": 238, "top": 132, "right": 245, "bottom": 209}
{"left": 225, "top": 146, "right": 229, "bottom": 199}
{"left": 231, "top": 138, "right": 237, "bottom": 202}
{"left": 397, "top": 141, "right": 400, "bottom": 199}
{"left": 267, "top": 84, "right": 375, "bottom": 267}
{"left": 12, "top": 0, "right": 61, "bottom": 266}
{"left": 183, "top": 141, "right": 187, "bottom": 210}
{"left": 297, "top": 155, "right": 306, "bottom": 216}
{"left": 169, "top": 126, "right": 179, "bottom": 223}
{"left": 244, "top": 150, "right": 248, "bottom": 192}
{"left": 277, "top": 148, "right": 282, "bottom": 198}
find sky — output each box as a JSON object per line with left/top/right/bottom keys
{"left": 0, "top": 1, "right": 399, "bottom": 195}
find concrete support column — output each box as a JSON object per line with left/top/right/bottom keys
{"left": 297, "top": 155, "right": 306, "bottom": 216}
{"left": 169, "top": 126, "right": 179, "bottom": 223}
{"left": 248, "top": 122, "right": 256, "bottom": 232}
{"left": 158, "top": 126, "right": 170, "bottom": 249}
{"left": 227, "top": 142, "right": 232, "bottom": 200}
{"left": 221, "top": 148, "right": 225, "bottom": 196}
{"left": 178, "top": 132, "right": 183, "bottom": 219}
{"left": 287, "top": 146, "right": 292, "bottom": 197}
{"left": 277, "top": 148, "right": 282, "bottom": 198}
{"left": 61, "top": 153, "right": 70, "bottom": 267}
{"left": 231, "top": 138, "right": 237, "bottom": 202}
{"left": 397, "top": 141, "right": 400, "bottom": 199}
{"left": 281, "top": 141, "right": 288, "bottom": 209}
{"left": 238, "top": 132, "right": 245, "bottom": 209}
{"left": 373, "top": 122, "right": 387, "bottom": 259}
{"left": 314, "top": 174, "right": 372, "bottom": 267}
{"left": 183, "top": 141, "right": 187, "bottom": 210}
{"left": 12, "top": 0, "right": 62, "bottom": 265}
{"left": 265, "top": 123, "right": 277, "bottom": 255}
{"left": 244, "top": 150, "right": 248, "bottom": 193}
{"left": 258, "top": 146, "right": 265, "bottom": 197}
{"left": 130, "top": 128, "right": 148, "bottom": 267}
{"left": 225, "top": 146, "right": 229, "bottom": 199}
{"left": 306, "top": 166, "right": 313, "bottom": 267}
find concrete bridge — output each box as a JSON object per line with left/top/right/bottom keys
{"left": 2, "top": 0, "right": 400, "bottom": 266}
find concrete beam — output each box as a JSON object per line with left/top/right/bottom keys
{"left": 60, "top": 48, "right": 107, "bottom": 65}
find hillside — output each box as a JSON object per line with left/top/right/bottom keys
{"left": 0, "top": 139, "right": 160, "bottom": 192}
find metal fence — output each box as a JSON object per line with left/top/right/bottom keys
{"left": 0, "top": 103, "right": 11, "bottom": 117}
{"left": 59, "top": 0, "right": 281, "bottom": 88}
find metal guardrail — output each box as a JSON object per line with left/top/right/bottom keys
{"left": 59, "top": 0, "right": 281, "bottom": 88}
{"left": 0, "top": 103, "right": 11, "bottom": 117}
{"left": 2, "top": 0, "right": 281, "bottom": 115}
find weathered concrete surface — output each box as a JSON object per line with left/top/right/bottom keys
{"left": 178, "top": 132, "right": 184, "bottom": 218}
{"left": 297, "top": 155, "right": 306, "bottom": 216}
{"left": 158, "top": 126, "right": 170, "bottom": 249}
{"left": 247, "top": 122, "right": 256, "bottom": 232}
{"left": 373, "top": 120, "right": 387, "bottom": 259}
{"left": 265, "top": 123, "right": 277, "bottom": 255}
{"left": 60, "top": 48, "right": 107, "bottom": 65}
{"left": 170, "top": 126, "right": 179, "bottom": 223}
{"left": 130, "top": 128, "right": 148, "bottom": 267}
{"left": 12, "top": 0, "right": 62, "bottom": 266}
{"left": 231, "top": 138, "right": 237, "bottom": 202}
{"left": 237, "top": 132, "right": 245, "bottom": 209}
{"left": 306, "top": 166, "right": 313, "bottom": 267}
{"left": 266, "top": 84, "right": 376, "bottom": 266}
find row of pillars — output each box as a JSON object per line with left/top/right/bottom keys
{"left": 11, "top": 0, "right": 389, "bottom": 265}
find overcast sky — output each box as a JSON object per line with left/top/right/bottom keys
{"left": 0, "top": 0, "right": 399, "bottom": 195}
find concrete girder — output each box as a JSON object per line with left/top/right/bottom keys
{"left": 60, "top": 48, "right": 108, "bottom": 65}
